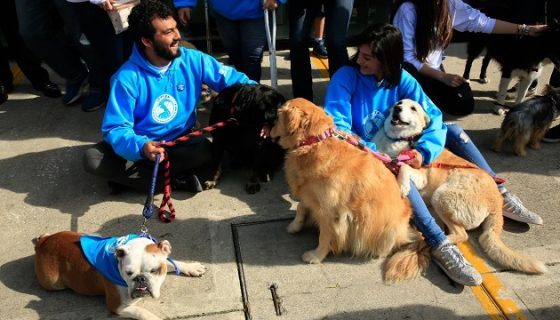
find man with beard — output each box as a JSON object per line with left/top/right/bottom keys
{"left": 83, "top": 0, "right": 256, "bottom": 194}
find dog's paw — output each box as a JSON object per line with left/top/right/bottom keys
{"left": 302, "top": 250, "right": 323, "bottom": 264}
{"left": 203, "top": 180, "right": 217, "bottom": 190}
{"left": 400, "top": 183, "right": 411, "bottom": 198}
{"left": 181, "top": 262, "right": 207, "bottom": 277}
{"left": 286, "top": 220, "right": 303, "bottom": 234}
{"left": 245, "top": 181, "right": 261, "bottom": 194}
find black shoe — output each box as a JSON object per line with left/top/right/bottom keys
{"left": 33, "top": 81, "right": 62, "bottom": 98}
{"left": 311, "top": 38, "right": 328, "bottom": 58}
{"left": 107, "top": 181, "right": 128, "bottom": 195}
{"left": 543, "top": 125, "right": 560, "bottom": 143}
{"left": 0, "top": 83, "right": 13, "bottom": 105}
{"left": 172, "top": 174, "right": 203, "bottom": 193}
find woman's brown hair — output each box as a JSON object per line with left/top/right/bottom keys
{"left": 409, "top": 0, "right": 453, "bottom": 62}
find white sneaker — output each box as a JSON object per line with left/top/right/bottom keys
{"left": 431, "top": 240, "right": 482, "bottom": 286}
{"left": 502, "top": 191, "right": 543, "bottom": 225}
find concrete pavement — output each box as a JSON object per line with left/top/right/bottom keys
{"left": 0, "top": 43, "right": 559, "bottom": 320}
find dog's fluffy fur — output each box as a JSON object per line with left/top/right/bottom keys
{"left": 494, "top": 85, "right": 560, "bottom": 156}
{"left": 270, "top": 98, "right": 430, "bottom": 282}
{"left": 374, "top": 100, "right": 546, "bottom": 274}
{"left": 206, "top": 83, "right": 286, "bottom": 193}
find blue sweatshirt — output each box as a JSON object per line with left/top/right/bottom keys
{"left": 324, "top": 66, "right": 447, "bottom": 164}
{"left": 174, "top": 0, "right": 287, "bottom": 21}
{"left": 102, "top": 45, "right": 255, "bottom": 161}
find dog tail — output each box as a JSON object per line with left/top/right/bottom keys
{"left": 32, "top": 233, "right": 51, "bottom": 251}
{"left": 479, "top": 212, "right": 547, "bottom": 274}
{"left": 383, "top": 231, "right": 430, "bottom": 282}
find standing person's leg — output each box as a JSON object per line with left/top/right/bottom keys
{"left": 15, "top": 0, "right": 89, "bottom": 104}
{"left": 289, "top": 0, "right": 319, "bottom": 101}
{"left": 72, "top": 2, "right": 124, "bottom": 111}
{"left": 322, "top": 0, "right": 353, "bottom": 77}
{"left": 0, "top": 0, "right": 60, "bottom": 97}
{"left": 213, "top": 12, "right": 243, "bottom": 76}
{"left": 403, "top": 62, "right": 475, "bottom": 116}
{"left": 238, "top": 17, "right": 267, "bottom": 83}
{"left": 445, "top": 123, "right": 543, "bottom": 224}
{"left": 407, "top": 181, "right": 482, "bottom": 286}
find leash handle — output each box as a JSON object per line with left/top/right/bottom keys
{"left": 142, "top": 153, "right": 161, "bottom": 220}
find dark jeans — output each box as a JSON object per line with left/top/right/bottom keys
{"left": 71, "top": 2, "right": 129, "bottom": 94}
{"left": 212, "top": 12, "right": 266, "bottom": 82}
{"left": 0, "top": 0, "right": 51, "bottom": 87}
{"left": 83, "top": 138, "right": 214, "bottom": 193}
{"left": 403, "top": 62, "right": 475, "bottom": 116}
{"left": 15, "top": 0, "right": 87, "bottom": 83}
{"left": 289, "top": 0, "right": 354, "bottom": 102}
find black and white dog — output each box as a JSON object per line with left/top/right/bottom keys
{"left": 206, "top": 83, "right": 286, "bottom": 193}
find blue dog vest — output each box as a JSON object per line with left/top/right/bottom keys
{"left": 80, "top": 234, "right": 140, "bottom": 287}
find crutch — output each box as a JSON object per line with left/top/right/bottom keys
{"left": 263, "top": 1, "right": 278, "bottom": 88}
{"left": 204, "top": 0, "right": 212, "bottom": 54}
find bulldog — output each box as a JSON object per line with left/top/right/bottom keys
{"left": 33, "top": 231, "right": 206, "bottom": 320}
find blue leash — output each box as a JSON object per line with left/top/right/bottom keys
{"left": 138, "top": 153, "right": 181, "bottom": 275}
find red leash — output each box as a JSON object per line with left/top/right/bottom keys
{"left": 424, "top": 162, "right": 506, "bottom": 184}
{"left": 155, "top": 118, "right": 239, "bottom": 223}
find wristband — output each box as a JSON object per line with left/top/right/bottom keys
{"left": 517, "top": 24, "right": 530, "bottom": 37}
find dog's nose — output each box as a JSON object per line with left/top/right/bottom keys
{"left": 133, "top": 275, "right": 147, "bottom": 284}
{"left": 394, "top": 105, "right": 402, "bottom": 113}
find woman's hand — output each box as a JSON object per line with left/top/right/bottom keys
{"left": 441, "top": 73, "right": 466, "bottom": 88}
{"left": 404, "top": 149, "right": 423, "bottom": 168}
{"left": 99, "top": 0, "right": 116, "bottom": 11}
{"left": 142, "top": 141, "right": 165, "bottom": 163}
{"left": 177, "top": 7, "right": 193, "bottom": 26}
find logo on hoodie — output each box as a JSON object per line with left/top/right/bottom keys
{"left": 152, "top": 94, "right": 178, "bottom": 123}
{"left": 363, "top": 110, "right": 385, "bottom": 140}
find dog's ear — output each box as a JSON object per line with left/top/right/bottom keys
{"left": 285, "top": 103, "right": 308, "bottom": 134}
{"left": 158, "top": 240, "right": 172, "bottom": 256}
{"left": 115, "top": 246, "right": 129, "bottom": 259}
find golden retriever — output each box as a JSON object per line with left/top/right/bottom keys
{"left": 375, "top": 99, "right": 546, "bottom": 274}
{"left": 270, "top": 98, "right": 430, "bottom": 282}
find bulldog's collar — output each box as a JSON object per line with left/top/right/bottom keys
{"left": 139, "top": 232, "right": 181, "bottom": 275}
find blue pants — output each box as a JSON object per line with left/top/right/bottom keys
{"left": 410, "top": 123, "right": 500, "bottom": 248}
{"left": 289, "top": 0, "right": 354, "bottom": 101}
{"left": 212, "top": 12, "right": 266, "bottom": 83}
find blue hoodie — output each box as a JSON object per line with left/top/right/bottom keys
{"left": 324, "top": 66, "right": 447, "bottom": 165}
{"left": 174, "top": 0, "right": 287, "bottom": 21}
{"left": 102, "top": 45, "right": 255, "bottom": 161}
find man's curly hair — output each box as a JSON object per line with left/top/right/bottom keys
{"left": 128, "top": 0, "right": 175, "bottom": 50}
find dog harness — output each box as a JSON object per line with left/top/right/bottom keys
{"left": 80, "top": 234, "right": 139, "bottom": 287}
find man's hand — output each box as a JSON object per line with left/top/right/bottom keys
{"left": 404, "top": 149, "right": 423, "bottom": 168}
{"left": 143, "top": 141, "right": 165, "bottom": 162}
{"left": 262, "top": 0, "right": 278, "bottom": 10}
{"left": 177, "top": 7, "right": 192, "bottom": 26}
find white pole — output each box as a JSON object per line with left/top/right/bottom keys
{"left": 264, "top": 4, "right": 277, "bottom": 88}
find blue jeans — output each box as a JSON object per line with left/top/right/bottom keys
{"left": 212, "top": 12, "right": 266, "bottom": 82}
{"left": 289, "top": 0, "right": 353, "bottom": 101}
{"left": 15, "top": 0, "right": 87, "bottom": 83}
{"left": 409, "top": 123, "right": 500, "bottom": 248}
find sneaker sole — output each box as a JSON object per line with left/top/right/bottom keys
{"left": 542, "top": 137, "right": 560, "bottom": 143}
{"left": 81, "top": 101, "right": 106, "bottom": 112}
{"left": 502, "top": 211, "right": 543, "bottom": 225}
{"left": 431, "top": 258, "right": 482, "bottom": 286}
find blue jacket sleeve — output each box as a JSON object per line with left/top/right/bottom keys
{"left": 195, "top": 51, "right": 257, "bottom": 91}
{"left": 102, "top": 76, "right": 149, "bottom": 162}
{"left": 324, "top": 68, "right": 378, "bottom": 151}
{"left": 399, "top": 71, "right": 447, "bottom": 164}
{"left": 173, "top": 0, "right": 197, "bottom": 8}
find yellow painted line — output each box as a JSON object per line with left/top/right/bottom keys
{"left": 459, "top": 242, "right": 526, "bottom": 320}
{"left": 12, "top": 64, "right": 24, "bottom": 85}
{"left": 310, "top": 54, "right": 329, "bottom": 78}
{"left": 310, "top": 54, "right": 527, "bottom": 320}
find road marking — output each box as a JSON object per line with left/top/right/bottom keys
{"left": 311, "top": 53, "right": 526, "bottom": 320}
